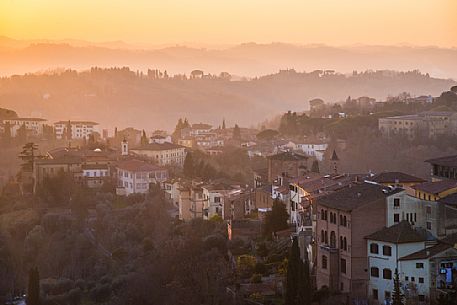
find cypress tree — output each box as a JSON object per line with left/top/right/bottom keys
{"left": 285, "top": 237, "right": 300, "bottom": 305}
{"left": 183, "top": 152, "right": 194, "bottom": 178}
{"left": 392, "top": 268, "right": 404, "bottom": 305}
{"left": 27, "top": 267, "right": 40, "bottom": 305}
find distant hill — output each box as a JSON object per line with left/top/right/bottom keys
{"left": 0, "top": 69, "right": 454, "bottom": 131}
{"left": 0, "top": 39, "right": 456, "bottom": 79}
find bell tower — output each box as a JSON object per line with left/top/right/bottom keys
{"left": 121, "top": 138, "right": 129, "bottom": 156}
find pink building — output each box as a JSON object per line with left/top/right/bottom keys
{"left": 315, "top": 182, "right": 401, "bottom": 300}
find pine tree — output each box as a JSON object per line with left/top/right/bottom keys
{"left": 392, "top": 268, "right": 404, "bottom": 305}
{"left": 183, "top": 152, "right": 194, "bottom": 178}
{"left": 27, "top": 267, "right": 40, "bottom": 305}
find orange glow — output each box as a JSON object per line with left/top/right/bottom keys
{"left": 0, "top": 0, "right": 456, "bottom": 47}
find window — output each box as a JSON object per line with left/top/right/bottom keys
{"left": 340, "top": 214, "right": 343, "bottom": 225}
{"left": 411, "top": 277, "right": 415, "bottom": 282}
{"left": 394, "top": 198, "right": 400, "bottom": 207}
{"left": 370, "top": 243, "right": 379, "bottom": 254}
{"left": 426, "top": 222, "right": 432, "bottom": 230}
{"left": 343, "top": 237, "right": 347, "bottom": 251}
{"left": 340, "top": 282, "right": 344, "bottom": 291}
{"left": 321, "top": 230, "right": 325, "bottom": 243}
{"left": 343, "top": 215, "right": 347, "bottom": 227}
{"left": 330, "top": 231, "right": 336, "bottom": 248}
{"left": 325, "top": 231, "right": 328, "bottom": 244}
{"left": 394, "top": 213, "right": 400, "bottom": 223}
{"left": 405, "top": 276, "right": 409, "bottom": 281}
{"left": 418, "top": 295, "right": 425, "bottom": 302}
{"left": 383, "top": 268, "right": 392, "bottom": 279}
{"left": 214, "top": 197, "right": 221, "bottom": 203}
{"left": 340, "top": 236, "right": 343, "bottom": 249}
{"left": 426, "top": 206, "right": 432, "bottom": 214}
{"left": 321, "top": 209, "right": 325, "bottom": 220}
{"left": 370, "top": 267, "right": 379, "bottom": 277}
{"left": 324, "top": 210, "right": 328, "bottom": 220}
{"left": 416, "top": 263, "right": 424, "bottom": 269}
{"left": 385, "top": 291, "right": 391, "bottom": 300}
{"left": 341, "top": 258, "right": 346, "bottom": 274}
{"left": 419, "top": 277, "right": 424, "bottom": 283}
{"left": 322, "top": 255, "right": 328, "bottom": 269}
{"left": 383, "top": 245, "right": 392, "bottom": 256}
{"left": 372, "top": 289, "right": 378, "bottom": 300}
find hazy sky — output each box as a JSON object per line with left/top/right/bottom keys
{"left": 1, "top": 0, "right": 456, "bottom": 47}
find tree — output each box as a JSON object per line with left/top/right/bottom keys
{"left": 256, "top": 129, "right": 279, "bottom": 141}
{"left": 19, "top": 142, "right": 39, "bottom": 172}
{"left": 27, "top": 267, "right": 40, "bottom": 305}
{"left": 232, "top": 124, "right": 241, "bottom": 140}
{"left": 264, "top": 199, "right": 289, "bottom": 237}
{"left": 183, "top": 152, "right": 194, "bottom": 178}
{"left": 311, "top": 160, "right": 320, "bottom": 173}
{"left": 3, "top": 121, "right": 11, "bottom": 144}
{"left": 285, "top": 237, "right": 311, "bottom": 305}
{"left": 222, "top": 119, "right": 226, "bottom": 130}
{"left": 65, "top": 120, "right": 72, "bottom": 141}
{"left": 392, "top": 268, "right": 404, "bottom": 305}
{"left": 141, "top": 130, "right": 148, "bottom": 145}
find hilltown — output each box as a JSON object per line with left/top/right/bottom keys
{"left": 2, "top": 88, "right": 457, "bottom": 305}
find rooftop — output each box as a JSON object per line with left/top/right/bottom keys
{"left": 399, "top": 242, "right": 454, "bottom": 261}
{"left": 412, "top": 180, "right": 457, "bottom": 195}
{"left": 439, "top": 193, "right": 457, "bottom": 206}
{"left": 425, "top": 155, "right": 457, "bottom": 167}
{"left": 369, "top": 172, "right": 425, "bottom": 184}
{"left": 267, "top": 151, "right": 308, "bottom": 161}
{"left": 192, "top": 123, "right": 212, "bottom": 130}
{"left": 116, "top": 160, "right": 162, "bottom": 172}
{"left": 131, "top": 142, "right": 185, "bottom": 151}
{"left": 4, "top": 117, "right": 47, "bottom": 122}
{"left": 54, "top": 120, "right": 98, "bottom": 125}
{"left": 317, "top": 182, "right": 402, "bottom": 212}
{"left": 365, "top": 221, "right": 427, "bottom": 244}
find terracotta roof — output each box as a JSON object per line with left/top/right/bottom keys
{"left": 412, "top": 180, "right": 457, "bottom": 195}
{"left": 438, "top": 193, "right": 457, "bottom": 206}
{"left": 365, "top": 221, "right": 427, "bottom": 244}
{"left": 317, "top": 182, "right": 402, "bottom": 212}
{"left": 35, "top": 156, "right": 82, "bottom": 165}
{"left": 4, "top": 117, "right": 47, "bottom": 122}
{"left": 267, "top": 151, "right": 308, "bottom": 161}
{"left": 425, "top": 155, "right": 457, "bottom": 167}
{"left": 192, "top": 123, "right": 212, "bottom": 130}
{"left": 54, "top": 120, "right": 98, "bottom": 125}
{"left": 399, "top": 243, "right": 454, "bottom": 261}
{"left": 131, "top": 142, "right": 185, "bottom": 151}
{"left": 369, "top": 172, "right": 425, "bottom": 184}
{"left": 116, "top": 160, "right": 161, "bottom": 172}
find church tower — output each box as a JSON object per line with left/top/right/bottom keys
{"left": 330, "top": 150, "right": 339, "bottom": 174}
{"left": 121, "top": 138, "right": 129, "bottom": 156}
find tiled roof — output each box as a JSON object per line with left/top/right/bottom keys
{"left": 35, "top": 156, "right": 82, "bottom": 165}
{"left": 412, "top": 180, "right": 457, "bottom": 194}
{"left": 438, "top": 193, "right": 457, "bottom": 206}
{"left": 267, "top": 151, "right": 308, "bottom": 161}
{"left": 399, "top": 242, "right": 453, "bottom": 261}
{"left": 365, "top": 221, "right": 427, "bottom": 244}
{"left": 4, "top": 117, "right": 47, "bottom": 122}
{"left": 425, "top": 155, "right": 457, "bottom": 167}
{"left": 369, "top": 172, "right": 425, "bottom": 184}
{"left": 116, "top": 160, "right": 161, "bottom": 172}
{"left": 317, "top": 182, "right": 402, "bottom": 212}
{"left": 54, "top": 120, "right": 98, "bottom": 125}
{"left": 192, "top": 123, "right": 212, "bottom": 130}
{"left": 131, "top": 142, "right": 185, "bottom": 151}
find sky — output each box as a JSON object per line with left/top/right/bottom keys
{"left": 0, "top": 0, "right": 456, "bottom": 47}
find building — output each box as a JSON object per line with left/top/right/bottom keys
{"left": 399, "top": 242, "right": 457, "bottom": 303}
{"left": 190, "top": 123, "right": 213, "bottom": 136}
{"left": 178, "top": 182, "right": 205, "bottom": 221}
{"left": 54, "top": 120, "right": 99, "bottom": 140}
{"left": 295, "top": 141, "right": 328, "bottom": 161}
{"left": 369, "top": 171, "right": 425, "bottom": 189}
{"left": 425, "top": 155, "right": 457, "bottom": 182}
{"left": 365, "top": 221, "right": 429, "bottom": 304}
{"left": 378, "top": 112, "right": 457, "bottom": 139}
{"left": 2, "top": 118, "right": 47, "bottom": 137}
{"left": 130, "top": 142, "right": 186, "bottom": 166}
{"left": 149, "top": 135, "right": 172, "bottom": 144}
{"left": 267, "top": 151, "right": 309, "bottom": 183}
{"left": 116, "top": 159, "right": 168, "bottom": 195}
{"left": 202, "top": 183, "right": 242, "bottom": 220}
{"left": 315, "top": 182, "right": 402, "bottom": 299}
